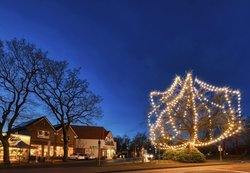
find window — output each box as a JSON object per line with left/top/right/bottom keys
{"left": 61, "top": 135, "right": 70, "bottom": 141}
{"left": 37, "top": 130, "right": 50, "bottom": 139}
{"left": 105, "top": 137, "right": 114, "bottom": 146}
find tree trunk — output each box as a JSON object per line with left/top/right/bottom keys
{"left": 62, "top": 127, "right": 69, "bottom": 162}
{"left": 2, "top": 138, "right": 11, "bottom": 165}
{"left": 187, "top": 142, "right": 195, "bottom": 153}
{"left": 63, "top": 140, "right": 68, "bottom": 162}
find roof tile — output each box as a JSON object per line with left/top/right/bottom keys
{"left": 71, "top": 125, "right": 108, "bottom": 139}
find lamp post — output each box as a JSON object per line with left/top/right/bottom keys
{"left": 98, "top": 127, "right": 102, "bottom": 166}
{"left": 134, "top": 145, "right": 136, "bottom": 158}
{"left": 218, "top": 145, "right": 223, "bottom": 161}
{"left": 158, "top": 145, "right": 160, "bottom": 162}
{"left": 98, "top": 139, "right": 101, "bottom": 166}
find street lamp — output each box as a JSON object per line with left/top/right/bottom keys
{"left": 98, "top": 139, "right": 101, "bottom": 166}
{"left": 98, "top": 127, "right": 101, "bottom": 166}
{"left": 218, "top": 145, "right": 223, "bottom": 161}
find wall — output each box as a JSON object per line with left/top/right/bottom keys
{"left": 75, "top": 138, "right": 116, "bottom": 159}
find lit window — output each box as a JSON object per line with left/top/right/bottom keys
{"left": 105, "top": 137, "right": 114, "bottom": 145}
{"left": 37, "top": 130, "right": 50, "bottom": 139}
{"left": 61, "top": 135, "right": 70, "bottom": 141}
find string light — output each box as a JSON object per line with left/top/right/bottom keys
{"left": 148, "top": 73, "right": 242, "bottom": 149}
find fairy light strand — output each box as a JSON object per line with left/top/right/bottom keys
{"left": 148, "top": 73, "right": 242, "bottom": 149}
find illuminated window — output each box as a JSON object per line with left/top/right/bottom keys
{"left": 105, "top": 137, "right": 114, "bottom": 145}
{"left": 61, "top": 135, "right": 70, "bottom": 141}
{"left": 37, "top": 130, "right": 50, "bottom": 139}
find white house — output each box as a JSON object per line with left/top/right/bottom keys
{"left": 71, "top": 126, "right": 116, "bottom": 159}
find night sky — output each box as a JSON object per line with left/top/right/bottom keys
{"left": 0, "top": 0, "right": 249, "bottom": 138}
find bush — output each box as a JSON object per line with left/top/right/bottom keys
{"left": 174, "top": 147, "right": 206, "bottom": 163}
{"left": 101, "top": 156, "right": 107, "bottom": 160}
{"left": 162, "top": 148, "right": 177, "bottom": 160}
{"left": 112, "top": 155, "right": 117, "bottom": 159}
{"left": 162, "top": 147, "right": 206, "bottom": 163}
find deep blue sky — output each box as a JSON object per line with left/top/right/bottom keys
{"left": 0, "top": 0, "right": 249, "bottom": 138}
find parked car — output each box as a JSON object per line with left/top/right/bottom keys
{"left": 87, "top": 154, "right": 96, "bottom": 160}
{"left": 69, "top": 153, "right": 88, "bottom": 160}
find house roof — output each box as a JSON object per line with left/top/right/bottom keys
{"left": 71, "top": 125, "right": 109, "bottom": 140}
{"left": 12, "top": 116, "right": 55, "bottom": 132}
{"left": 12, "top": 116, "right": 45, "bottom": 131}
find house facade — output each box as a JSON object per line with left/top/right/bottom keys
{"left": 53, "top": 125, "right": 78, "bottom": 157}
{"left": 72, "top": 125, "right": 117, "bottom": 159}
{"left": 12, "top": 116, "right": 77, "bottom": 159}
{"left": 9, "top": 116, "right": 116, "bottom": 161}
{"left": 0, "top": 133, "right": 31, "bottom": 162}
{"left": 12, "top": 116, "right": 56, "bottom": 158}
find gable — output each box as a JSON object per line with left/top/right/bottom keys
{"left": 12, "top": 116, "right": 55, "bottom": 133}
{"left": 105, "top": 131, "right": 115, "bottom": 146}
{"left": 106, "top": 131, "right": 113, "bottom": 138}
{"left": 29, "top": 118, "right": 55, "bottom": 131}
{"left": 55, "top": 125, "right": 78, "bottom": 137}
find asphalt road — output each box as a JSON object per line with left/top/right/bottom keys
{"left": 0, "top": 162, "right": 249, "bottom": 173}
{"left": 128, "top": 163, "right": 250, "bottom": 173}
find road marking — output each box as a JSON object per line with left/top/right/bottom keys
{"left": 212, "top": 169, "right": 250, "bottom": 173}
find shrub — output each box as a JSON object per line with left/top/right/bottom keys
{"left": 162, "top": 147, "right": 206, "bottom": 163}
{"left": 101, "top": 156, "right": 108, "bottom": 160}
{"left": 162, "top": 148, "right": 177, "bottom": 160}
{"left": 112, "top": 155, "right": 117, "bottom": 159}
{"left": 174, "top": 147, "right": 206, "bottom": 163}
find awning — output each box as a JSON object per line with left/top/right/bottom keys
{"left": 12, "top": 141, "right": 36, "bottom": 149}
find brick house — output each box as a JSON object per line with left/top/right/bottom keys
{"left": 53, "top": 124, "right": 78, "bottom": 157}
{"left": 12, "top": 116, "right": 76, "bottom": 158}
{"left": 12, "top": 116, "right": 56, "bottom": 158}
{"left": 71, "top": 125, "right": 117, "bottom": 159}
{"left": 11, "top": 116, "right": 117, "bottom": 160}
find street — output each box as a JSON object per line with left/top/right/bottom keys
{"left": 128, "top": 163, "right": 250, "bottom": 173}
{"left": 0, "top": 162, "right": 249, "bottom": 173}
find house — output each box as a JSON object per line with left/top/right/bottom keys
{"left": 11, "top": 116, "right": 117, "bottom": 160}
{"left": 12, "top": 116, "right": 77, "bottom": 159}
{"left": 53, "top": 124, "right": 78, "bottom": 157}
{"left": 12, "top": 116, "right": 56, "bottom": 158}
{"left": 71, "top": 125, "right": 117, "bottom": 159}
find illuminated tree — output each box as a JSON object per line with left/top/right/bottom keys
{"left": 148, "top": 73, "right": 242, "bottom": 149}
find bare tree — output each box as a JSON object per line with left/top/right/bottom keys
{"left": 115, "top": 135, "right": 131, "bottom": 157}
{"left": 0, "top": 39, "right": 44, "bottom": 164}
{"left": 34, "top": 60, "right": 102, "bottom": 162}
{"left": 130, "top": 133, "right": 152, "bottom": 157}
